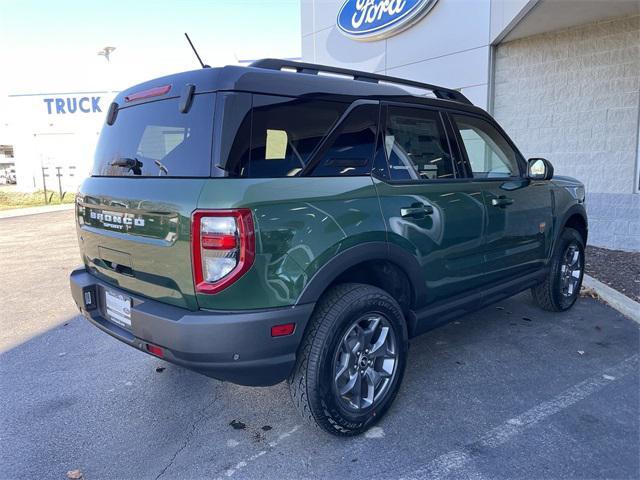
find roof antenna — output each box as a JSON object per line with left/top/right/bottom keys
{"left": 184, "top": 33, "right": 210, "bottom": 68}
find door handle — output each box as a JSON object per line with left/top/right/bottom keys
{"left": 401, "top": 204, "right": 434, "bottom": 218}
{"left": 491, "top": 196, "right": 514, "bottom": 208}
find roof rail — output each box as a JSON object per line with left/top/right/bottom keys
{"left": 250, "top": 58, "right": 473, "bottom": 105}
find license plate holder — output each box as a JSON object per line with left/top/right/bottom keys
{"left": 105, "top": 289, "right": 132, "bottom": 329}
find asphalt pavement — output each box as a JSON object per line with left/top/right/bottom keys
{"left": 1, "top": 210, "right": 639, "bottom": 480}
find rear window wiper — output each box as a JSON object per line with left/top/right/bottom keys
{"left": 110, "top": 157, "right": 143, "bottom": 175}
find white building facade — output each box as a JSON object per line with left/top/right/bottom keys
{"left": 4, "top": 91, "right": 116, "bottom": 194}
{"left": 301, "top": 0, "right": 640, "bottom": 251}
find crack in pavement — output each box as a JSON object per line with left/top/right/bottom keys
{"left": 155, "top": 386, "right": 221, "bottom": 480}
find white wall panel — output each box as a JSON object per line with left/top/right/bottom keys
{"left": 313, "top": 27, "right": 387, "bottom": 72}
{"left": 301, "top": 33, "right": 315, "bottom": 63}
{"left": 300, "top": 0, "right": 315, "bottom": 37}
{"left": 386, "top": 46, "right": 490, "bottom": 92}
{"left": 313, "top": 0, "right": 345, "bottom": 33}
{"left": 386, "top": 0, "right": 491, "bottom": 70}
{"left": 460, "top": 84, "right": 489, "bottom": 109}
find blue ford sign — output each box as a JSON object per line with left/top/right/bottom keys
{"left": 337, "top": 0, "right": 439, "bottom": 41}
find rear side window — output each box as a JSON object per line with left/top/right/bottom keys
{"left": 93, "top": 93, "right": 215, "bottom": 177}
{"left": 310, "top": 104, "right": 379, "bottom": 177}
{"left": 384, "top": 106, "right": 454, "bottom": 181}
{"left": 244, "top": 96, "right": 348, "bottom": 178}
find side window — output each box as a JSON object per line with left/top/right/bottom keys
{"left": 310, "top": 104, "right": 378, "bottom": 177}
{"left": 246, "top": 96, "right": 347, "bottom": 178}
{"left": 384, "top": 106, "right": 454, "bottom": 181}
{"left": 215, "top": 92, "right": 252, "bottom": 177}
{"left": 452, "top": 115, "right": 520, "bottom": 178}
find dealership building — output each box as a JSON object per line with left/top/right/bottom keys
{"left": 3, "top": 91, "right": 115, "bottom": 195}
{"left": 301, "top": 0, "right": 640, "bottom": 251}
{"left": 2, "top": 0, "right": 638, "bottom": 251}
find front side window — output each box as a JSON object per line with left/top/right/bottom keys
{"left": 452, "top": 115, "right": 520, "bottom": 178}
{"left": 384, "top": 106, "right": 454, "bottom": 182}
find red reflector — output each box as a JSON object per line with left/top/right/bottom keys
{"left": 271, "top": 323, "right": 295, "bottom": 337}
{"left": 146, "top": 344, "right": 164, "bottom": 357}
{"left": 125, "top": 84, "right": 172, "bottom": 103}
{"left": 201, "top": 233, "right": 237, "bottom": 250}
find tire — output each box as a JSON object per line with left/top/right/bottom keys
{"left": 532, "top": 227, "right": 585, "bottom": 312}
{"left": 288, "top": 283, "right": 408, "bottom": 436}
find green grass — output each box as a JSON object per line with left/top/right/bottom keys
{"left": 0, "top": 189, "right": 76, "bottom": 210}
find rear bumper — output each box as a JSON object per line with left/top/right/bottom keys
{"left": 69, "top": 268, "right": 315, "bottom": 386}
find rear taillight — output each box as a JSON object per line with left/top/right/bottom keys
{"left": 192, "top": 210, "right": 255, "bottom": 294}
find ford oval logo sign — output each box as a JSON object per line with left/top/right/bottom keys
{"left": 337, "top": 0, "right": 440, "bottom": 41}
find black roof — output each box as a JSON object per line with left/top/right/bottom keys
{"left": 114, "top": 59, "right": 484, "bottom": 115}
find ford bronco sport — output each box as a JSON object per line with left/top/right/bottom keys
{"left": 70, "top": 59, "right": 588, "bottom": 436}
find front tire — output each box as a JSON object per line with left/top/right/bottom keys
{"left": 288, "top": 283, "right": 408, "bottom": 436}
{"left": 532, "top": 227, "right": 585, "bottom": 312}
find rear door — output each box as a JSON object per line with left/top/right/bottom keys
{"left": 374, "top": 104, "right": 488, "bottom": 306}
{"left": 77, "top": 93, "right": 216, "bottom": 310}
{"left": 448, "top": 112, "right": 554, "bottom": 282}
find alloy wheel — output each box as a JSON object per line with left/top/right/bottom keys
{"left": 333, "top": 314, "right": 398, "bottom": 411}
{"left": 560, "top": 243, "right": 582, "bottom": 298}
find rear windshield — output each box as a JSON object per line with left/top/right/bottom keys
{"left": 92, "top": 93, "right": 215, "bottom": 177}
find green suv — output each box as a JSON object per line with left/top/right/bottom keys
{"left": 70, "top": 59, "right": 588, "bottom": 436}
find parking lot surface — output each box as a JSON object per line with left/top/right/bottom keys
{"left": 1, "top": 210, "right": 639, "bottom": 480}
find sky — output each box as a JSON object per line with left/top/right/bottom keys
{"left": 0, "top": 0, "right": 301, "bottom": 122}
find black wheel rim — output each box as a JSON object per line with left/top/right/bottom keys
{"left": 560, "top": 242, "right": 583, "bottom": 298}
{"left": 332, "top": 314, "right": 398, "bottom": 411}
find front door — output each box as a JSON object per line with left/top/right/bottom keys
{"left": 448, "top": 113, "right": 554, "bottom": 283}
{"left": 374, "top": 104, "right": 488, "bottom": 306}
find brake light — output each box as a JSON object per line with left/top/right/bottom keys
{"left": 192, "top": 210, "right": 255, "bottom": 294}
{"left": 124, "top": 84, "right": 172, "bottom": 103}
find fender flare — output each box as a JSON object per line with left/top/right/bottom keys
{"left": 552, "top": 203, "right": 588, "bottom": 255}
{"left": 558, "top": 203, "right": 588, "bottom": 230}
{"left": 295, "top": 241, "right": 426, "bottom": 307}
{"left": 558, "top": 203, "right": 588, "bottom": 237}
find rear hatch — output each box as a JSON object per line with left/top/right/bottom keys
{"left": 76, "top": 87, "right": 216, "bottom": 310}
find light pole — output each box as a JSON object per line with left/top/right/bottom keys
{"left": 97, "top": 46, "right": 116, "bottom": 63}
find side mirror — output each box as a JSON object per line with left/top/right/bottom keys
{"left": 527, "top": 158, "right": 554, "bottom": 180}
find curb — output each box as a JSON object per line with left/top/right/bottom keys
{"left": 582, "top": 274, "right": 640, "bottom": 325}
{"left": 0, "top": 203, "right": 75, "bottom": 219}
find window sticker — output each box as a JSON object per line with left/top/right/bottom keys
{"left": 265, "top": 129, "right": 288, "bottom": 160}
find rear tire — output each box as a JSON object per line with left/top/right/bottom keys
{"left": 532, "top": 227, "right": 585, "bottom": 312}
{"left": 288, "top": 283, "right": 408, "bottom": 436}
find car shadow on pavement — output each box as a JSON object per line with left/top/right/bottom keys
{"left": 1, "top": 293, "right": 638, "bottom": 480}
